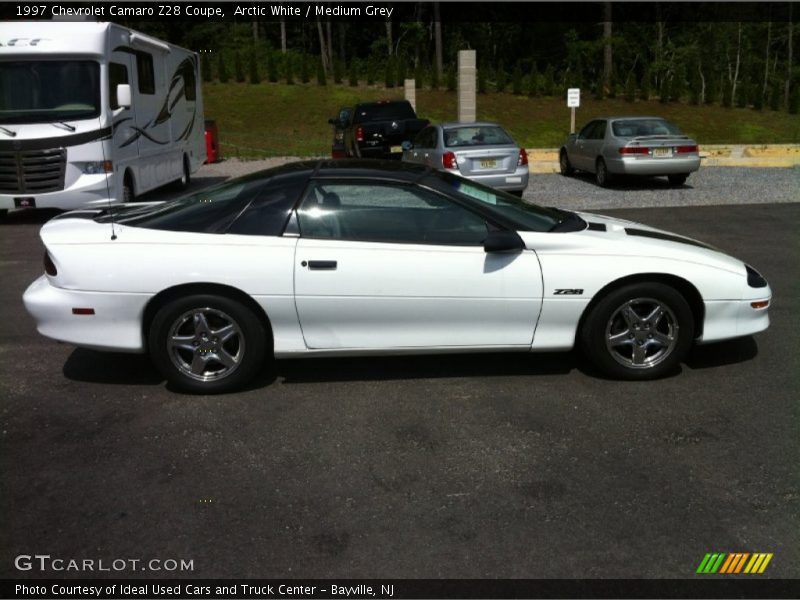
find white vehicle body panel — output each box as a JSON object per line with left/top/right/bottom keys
{"left": 23, "top": 207, "right": 771, "bottom": 359}
{"left": 0, "top": 21, "right": 205, "bottom": 211}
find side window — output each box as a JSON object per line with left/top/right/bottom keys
{"left": 135, "top": 51, "right": 155, "bottom": 95}
{"left": 578, "top": 121, "right": 596, "bottom": 139}
{"left": 226, "top": 179, "right": 306, "bottom": 236}
{"left": 108, "top": 62, "right": 128, "bottom": 109}
{"left": 591, "top": 120, "right": 607, "bottom": 140}
{"left": 183, "top": 65, "right": 196, "bottom": 101}
{"left": 297, "top": 182, "right": 487, "bottom": 246}
{"left": 414, "top": 127, "right": 432, "bottom": 149}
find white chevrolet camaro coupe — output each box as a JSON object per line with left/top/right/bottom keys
{"left": 23, "top": 160, "right": 771, "bottom": 393}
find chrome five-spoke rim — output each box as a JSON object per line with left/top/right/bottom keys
{"left": 605, "top": 297, "right": 678, "bottom": 369}
{"left": 167, "top": 308, "right": 245, "bottom": 382}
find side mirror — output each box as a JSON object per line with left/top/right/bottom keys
{"left": 116, "top": 84, "right": 131, "bottom": 109}
{"left": 483, "top": 229, "right": 525, "bottom": 253}
{"left": 401, "top": 140, "right": 413, "bottom": 151}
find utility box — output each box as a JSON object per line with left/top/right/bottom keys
{"left": 204, "top": 119, "right": 220, "bottom": 164}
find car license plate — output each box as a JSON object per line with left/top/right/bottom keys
{"left": 480, "top": 159, "right": 497, "bottom": 168}
{"left": 14, "top": 197, "right": 35, "bottom": 208}
{"left": 653, "top": 147, "right": 672, "bottom": 158}
{"left": 390, "top": 145, "right": 402, "bottom": 153}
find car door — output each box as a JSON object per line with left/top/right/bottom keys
{"left": 571, "top": 120, "right": 598, "bottom": 171}
{"left": 292, "top": 180, "right": 543, "bottom": 350}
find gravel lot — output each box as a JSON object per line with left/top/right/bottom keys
{"left": 164, "top": 160, "right": 800, "bottom": 212}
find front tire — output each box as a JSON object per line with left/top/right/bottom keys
{"left": 173, "top": 156, "right": 191, "bottom": 191}
{"left": 122, "top": 175, "right": 135, "bottom": 203}
{"left": 580, "top": 283, "right": 694, "bottom": 380}
{"left": 559, "top": 149, "right": 574, "bottom": 176}
{"left": 149, "top": 294, "right": 268, "bottom": 394}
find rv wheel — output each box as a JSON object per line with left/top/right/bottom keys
{"left": 122, "top": 176, "right": 135, "bottom": 203}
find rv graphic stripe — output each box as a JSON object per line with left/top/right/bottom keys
{"left": 0, "top": 127, "right": 112, "bottom": 152}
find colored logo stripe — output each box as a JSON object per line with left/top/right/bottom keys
{"left": 697, "top": 553, "right": 773, "bottom": 574}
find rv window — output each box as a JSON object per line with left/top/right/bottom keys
{"left": 136, "top": 52, "right": 155, "bottom": 95}
{"left": 108, "top": 63, "right": 129, "bottom": 109}
{"left": 183, "top": 66, "right": 196, "bottom": 101}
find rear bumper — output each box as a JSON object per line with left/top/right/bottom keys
{"left": 460, "top": 167, "right": 530, "bottom": 192}
{"left": 607, "top": 155, "right": 701, "bottom": 176}
{"left": 23, "top": 275, "right": 148, "bottom": 353}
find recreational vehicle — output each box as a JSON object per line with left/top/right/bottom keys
{"left": 0, "top": 21, "right": 205, "bottom": 214}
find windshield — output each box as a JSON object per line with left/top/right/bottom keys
{"left": 429, "top": 171, "right": 568, "bottom": 232}
{"left": 354, "top": 102, "right": 416, "bottom": 122}
{"left": 611, "top": 119, "right": 683, "bottom": 137}
{"left": 0, "top": 60, "right": 100, "bottom": 124}
{"left": 444, "top": 125, "right": 515, "bottom": 147}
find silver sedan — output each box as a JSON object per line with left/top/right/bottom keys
{"left": 559, "top": 116, "right": 701, "bottom": 187}
{"left": 402, "top": 122, "right": 529, "bottom": 195}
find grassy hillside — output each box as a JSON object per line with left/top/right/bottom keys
{"left": 203, "top": 81, "right": 800, "bottom": 158}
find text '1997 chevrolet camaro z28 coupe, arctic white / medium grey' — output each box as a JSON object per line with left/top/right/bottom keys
{"left": 23, "top": 160, "right": 771, "bottom": 393}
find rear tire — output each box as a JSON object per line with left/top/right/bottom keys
{"left": 580, "top": 282, "right": 694, "bottom": 380}
{"left": 595, "top": 158, "right": 612, "bottom": 187}
{"left": 0, "top": 209, "right": 7, "bottom": 221}
{"left": 149, "top": 294, "right": 268, "bottom": 394}
{"left": 668, "top": 173, "right": 688, "bottom": 187}
{"left": 559, "top": 149, "right": 574, "bottom": 176}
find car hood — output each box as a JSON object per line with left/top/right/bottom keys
{"left": 520, "top": 211, "right": 747, "bottom": 277}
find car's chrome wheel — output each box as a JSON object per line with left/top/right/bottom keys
{"left": 580, "top": 283, "right": 694, "bottom": 380}
{"left": 604, "top": 297, "right": 678, "bottom": 369}
{"left": 149, "top": 294, "right": 268, "bottom": 393}
{"left": 167, "top": 307, "right": 245, "bottom": 382}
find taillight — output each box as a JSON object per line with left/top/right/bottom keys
{"left": 43, "top": 251, "right": 57, "bottom": 276}
{"left": 620, "top": 146, "right": 649, "bottom": 155}
{"left": 442, "top": 151, "right": 457, "bottom": 169}
{"left": 518, "top": 148, "right": 528, "bottom": 166}
{"left": 676, "top": 145, "right": 699, "bottom": 153}
{"left": 355, "top": 126, "right": 364, "bottom": 142}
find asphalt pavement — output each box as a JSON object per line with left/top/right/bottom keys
{"left": 0, "top": 197, "right": 798, "bottom": 579}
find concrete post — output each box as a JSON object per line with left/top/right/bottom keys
{"left": 458, "top": 50, "right": 476, "bottom": 123}
{"left": 404, "top": 78, "right": 416, "bottom": 112}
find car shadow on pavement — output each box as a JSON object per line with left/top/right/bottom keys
{"left": 684, "top": 336, "right": 759, "bottom": 370}
{"left": 275, "top": 351, "right": 577, "bottom": 384}
{"left": 0, "top": 208, "right": 62, "bottom": 225}
{"left": 63, "top": 348, "right": 163, "bottom": 385}
{"left": 569, "top": 171, "right": 695, "bottom": 191}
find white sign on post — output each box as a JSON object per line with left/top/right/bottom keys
{"left": 567, "top": 88, "right": 581, "bottom": 108}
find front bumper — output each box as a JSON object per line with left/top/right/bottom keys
{"left": 23, "top": 275, "right": 149, "bottom": 353}
{"left": 698, "top": 292, "right": 772, "bottom": 344}
{"left": 0, "top": 173, "right": 113, "bottom": 211}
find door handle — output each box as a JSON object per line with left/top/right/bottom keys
{"left": 306, "top": 260, "right": 337, "bottom": 270}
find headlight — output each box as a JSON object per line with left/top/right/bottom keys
{"left": 745, "top": 264, "right": 768, "bottom": 288}
{"left": 80, "top": 161, "right": 113, "bottom": 174}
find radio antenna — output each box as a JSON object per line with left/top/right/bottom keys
{"left": 99, "top": 115, "right": 117, "bottom": 240}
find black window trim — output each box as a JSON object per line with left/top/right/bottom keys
{"left": 292, "top": 177, "right": 508, "bottom": 247}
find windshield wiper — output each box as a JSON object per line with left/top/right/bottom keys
{"left": 0, "top": 126, "right": 16, "bottom": 137}
{"left": 50, "top": 121, "right": 76, "bottom": 132}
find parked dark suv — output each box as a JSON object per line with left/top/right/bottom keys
{"left": 343, "top": 100, "right": 429, "bottom": 160}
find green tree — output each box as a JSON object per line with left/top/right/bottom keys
{"left": 722, "top": 79, "right": 733, "bottom": 108}
{"left": 414, "top": 63, "right": 425, "bottom": 89}
{"left": 639, "top": 67, "right": 651, "bottom": 101}
{"left": 367, "top": 57, "right": 377, "bottom": 86}
{"left": 625, "top": 75, "right": 636, "bottom": 102}
{"left": 769, "top": 80, "right": 782, "bottom": 110}
{"left": 705, "top": 74, "right": 718, "bottom": 105}
{"left": 317, "top": 60, "right": 327, "bottom": 86}
{"left": 446, "top": 65, "right": 456, "bottom": 91}
{"left": 284, "top": 55, "right": 294, "bottom": 85}
{"left": 234, "top": 51, "right": 245, "bottom": 83}
{"left": 217, "top": 52, "right": 229, "bottom": 83}
{"left": 542, "top": 65, "right": 555, "bottom": 96}
{"left": 201, "top": 52, "right": 211, "bottom": 83}
{"left": 478, "top": 65, "right": 487, "bottom": 94}
{"left": 396, "top": 59, "right": 407, "bottom": 88}
{"left": 300, "top": 55, "right": 310, "bottom": 84}
{"left": 348, "top": 60, "right": 359, "bottom": 86}
{"left": 430, "top": 63, "right": 440, "bottom": 90}
{"left": 267, "top": 52, "right": 279, "bottom": 83}
{"left": 527, "top": 65, "right": 540, "bottom": 97}
{"left": 384, "top": 58, "right": 395, "bottom": 88}
{"left": 495, "top": 62, "right": 507, "bottom": 93}
{"left": 333, "top": 60, "right": 343, "bottom": 85}
{"left": 788, "top": 80, "right": 799, "bottom": 115}
{"left": 248, "top": 50, "right": 260, "bottom": 84}
{"left": 512, "top": 65, "right": 523, "bottom": 95}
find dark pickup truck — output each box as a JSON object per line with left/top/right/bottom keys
{"left": 343, "top": 100, "right": 429, "bottom": 160}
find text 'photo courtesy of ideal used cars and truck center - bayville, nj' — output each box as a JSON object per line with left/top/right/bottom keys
{"left": 1, "top": 2, "right": 799, "bottom": 600}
